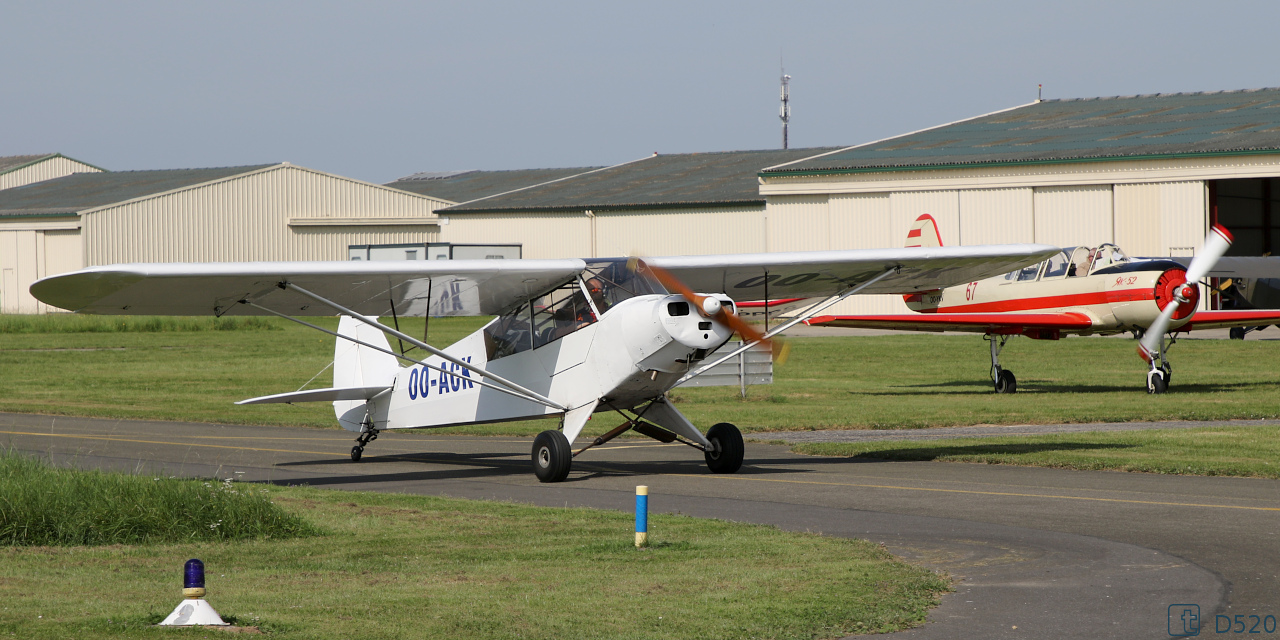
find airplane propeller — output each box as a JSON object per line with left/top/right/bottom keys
{"left": 629, "top": 258, "right": 790, "bottom": 364}
{"left": 1138, "top": 225, "right": 1234, "bottom": 363}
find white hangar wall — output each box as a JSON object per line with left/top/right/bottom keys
{"left": 441, "top": 205, "right": 767, "bottom": 260}
{"left": 0, "top": 220, "right": 82, "bottom": 314}
{"left": 84, "top": 164, "right": 444, "bottom": 265}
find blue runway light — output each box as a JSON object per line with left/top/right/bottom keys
{"left": 183, "top": 559, "right": 206, "bottom": 598}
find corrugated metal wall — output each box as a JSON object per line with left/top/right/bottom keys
{"left": 84, "top": 165, "right": 441, "bottom": 265}
{"left": 598, "top": 206, "right": 765, "bottom": 257}
{"left": 960, "top": 188, "right": 1034, "bottom": 245}
{"left": 1159, "top": 181, "right": 1207, "bottom": 257}
{"left": 766, "top": 195, "right": 829, "bottom": 251}
{"left": 1113, "top": 183, "right": 1162, "bottom": 256}
{"left": 1032, "top": 185, "right": 1113, "bottom": 246}
{"left": 443, "top": 212, "right": 591, "bottom": 259}
{"left": 0, "top": 157, "right": 102, "bottom": 191}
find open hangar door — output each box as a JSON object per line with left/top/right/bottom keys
{"left": 1210, "top": 178, "right": 1280, "bottom": 311}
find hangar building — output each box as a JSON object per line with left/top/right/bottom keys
{"left": 0, "top": 154, "right": 102, "bottom": 190}
{"left": 0, "top": 162, "right": 442, "bottom": 313}
{"left": 759, "top": 88, "right": 1280, "bottom": 313}
{"left": 394, "top": 88, "right": 1280, "bottom": 316}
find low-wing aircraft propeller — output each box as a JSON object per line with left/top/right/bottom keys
{"left": 30, "top": 242, "right": 1056, "bottom": 481}
{"left": 1137, "top": 225, "right": 1233, "bottom": 391}
{"left": 807, "top": 215, "right": 1280, "bottom": 394}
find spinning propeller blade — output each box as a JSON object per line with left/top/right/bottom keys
{"left": 1138, "top": 225, "right": 1234, "bottom": 362}
{"left": 630, "top": 258, "right": 789, "bottom": 363}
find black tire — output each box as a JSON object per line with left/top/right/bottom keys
{"left": 1229, "top": 327, "right": 1246, "bottom": 340}
{"left": 350, "top": 446, "right": 363, "bottom": 462}
{"left": 1147, "top": 371, "right": 1168, "bottom": 395}
{"left": 704, "top": 422, "right": 744, "bottom": 474}
{"left": 994, "top": 369, "right": 1017, "bottom": 394}
{"left": 532, "top": 430, "right": 572, "bottom": 483}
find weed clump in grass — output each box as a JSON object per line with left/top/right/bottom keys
{"left": 0, "top": 451, "right": 316, "bottom": 546}
{"left": 0, "top": 314, "right": 281, "bottom": 334}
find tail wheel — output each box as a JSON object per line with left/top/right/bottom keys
{"left": 994, "top": 370, "right": 1017, "bottom": 394}
{"left": 704, "top": 422, "right": 744, "bottom": 474}
{"left": 532, "top": 430, "right": 572, "bottom": 483}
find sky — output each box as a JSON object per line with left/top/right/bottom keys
{"left": 5, "top": 1, "right": 1280, "bottom": 184}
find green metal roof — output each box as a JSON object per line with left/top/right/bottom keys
{"left": 0, "top": 153, "right": 107, "bottom": 177}
{"left": 441, "top": 148, "right": 843, "bottom": 213}
{"left": 385, "top": 167, "right": 604, "bottom": 203}
{"left": 0, "top": 164, "right": 276, "bottom": 217}
{"left": 765, "top": 88, "right": 1280, "bottom": 176}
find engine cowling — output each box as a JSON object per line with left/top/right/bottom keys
{"left": 1153, "top": 268, "right": 1198, "bottom": 321}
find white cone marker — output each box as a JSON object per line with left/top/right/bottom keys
{"left": 158, "top": 559, "right": 228, "bottom": 626}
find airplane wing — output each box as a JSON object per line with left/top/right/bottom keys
{"left": 645, "top": 244, "right": 1059, "bottom": 300}
{"left": 805, "top": 312, "right": 1095, "bottom": 334}
{"left": 1175, "top": 309, "right": 1280, "bottom": 332}
{"left": 1164, "top": 256, "right": 1280, "bottom": 279}
{"left": 29, "top": 259, "right": 585, "bottom": 317}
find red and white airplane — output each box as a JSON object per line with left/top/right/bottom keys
{"left": 806, "top": 215, "right": 1280, "bottom": 394}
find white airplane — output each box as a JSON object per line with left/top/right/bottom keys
{"left": 30, "top": 244, "right": 1055, "bottom": 481}
{"left": 807, "top": 215, "right": 1280, "bottom": 394}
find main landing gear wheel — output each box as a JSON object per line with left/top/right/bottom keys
{"left": 532, "top": 430, "right": 572, "bottom": 483}
{"left": 994, "top": 369, "right": 1017, "bottom": 394}
{"left": 704, "top": 422, "right": 744, "bottom": 474}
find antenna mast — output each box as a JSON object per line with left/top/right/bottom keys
{"left": 779, "top": 69, "right": 791, "bottom": 149}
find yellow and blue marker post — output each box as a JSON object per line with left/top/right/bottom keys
{"left": 635, "top": 485, "right": 649, "bottom": 547}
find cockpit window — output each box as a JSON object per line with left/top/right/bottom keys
{"left": 1042, "top": 248, "right": 1076, "bottom": 279}
{"left": 1089, "top": 244, "right": 1129, "bottom": 273}
{"left": 484, "top": 301, "right": 533, "bottom": 360}
{"left": 1005, "top": 261, "right": 1042, "bottom": 281}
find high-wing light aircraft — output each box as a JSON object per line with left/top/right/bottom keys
{"left": 807, "top": 215, "right": 1280, "bottom": 394}
{"left": 31, "top": 244, "right": 1055, "bottom": 481}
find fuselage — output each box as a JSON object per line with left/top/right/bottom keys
{"left": 366, "top": 292, "right": 735, "bottom": 431}
{"left": 904, "top": 245, "right": 1199, "bottom": 338}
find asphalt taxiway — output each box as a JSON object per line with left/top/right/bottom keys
{"left": 3, "top": 411, "right": 1276, "bottom": 639}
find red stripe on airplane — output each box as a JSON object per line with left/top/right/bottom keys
{"left": 916, "top": 288, "right": 1153, "bottom": 314}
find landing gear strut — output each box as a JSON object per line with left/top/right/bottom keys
{"left": 351, "top": 425, "right": 379, "bottom": 461}
{"left": 1142, "top": 333, "right": 1175, "bottom": 394}
{"left": 986, "top": 334, "right": 1016, "bottom": 394}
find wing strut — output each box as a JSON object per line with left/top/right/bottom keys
{"left": 675, "top": 266, "right": 898, "bottom": 386}
{"left": 251, "top": 283, "right": 569, "bottom": 412}
{"left": 240, "top": 301, "right": 562, "bottom": 409}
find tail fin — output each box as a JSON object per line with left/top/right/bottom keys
{"left": 905, "top": 214, "right": 943, "bottom": 248}
{"left": 334, "top": 316, "right": 400, "bottom": 431}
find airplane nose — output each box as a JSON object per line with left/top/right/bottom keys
{"left": 1154, "top": 268, "right": 1198, "bottom": 320}
{"left": 701, "top": 297, "right": 722, "bottom": 316}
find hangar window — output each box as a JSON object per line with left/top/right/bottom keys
{"left": 428, "top": 244, "right": 522, "bottom": 260}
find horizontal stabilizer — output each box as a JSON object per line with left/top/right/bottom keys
{"left": 236, "top": 386, "right": 392, "bottom": 405}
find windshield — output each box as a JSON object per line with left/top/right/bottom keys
{"left": 581, "top": 260, "right": 667, "bottom": 309}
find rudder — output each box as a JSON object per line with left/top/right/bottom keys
{"left": 905, "top": 214, "right": 944, "bottom": 248}
{"left": 334, "top": 316, "right": 400, "bottom": 431}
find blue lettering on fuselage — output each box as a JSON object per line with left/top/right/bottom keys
{"left": 407, "top": 356, "right": 476, "bottom": 400}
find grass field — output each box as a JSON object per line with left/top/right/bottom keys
{"left": 0, "top": 475, "right": 949, "bottom": 639}
{"left": 792, "top": 425, "right": 1280, "bottom": 479}
{"left": 2, "top": 315, "right": 1278, "bottom": 435}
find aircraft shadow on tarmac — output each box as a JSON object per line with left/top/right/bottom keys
{"left": 269, "top": 448, "right": 836, "bottom": 486}
{"left": 846, "top": 441, "right": 1135, "bottom": 461}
